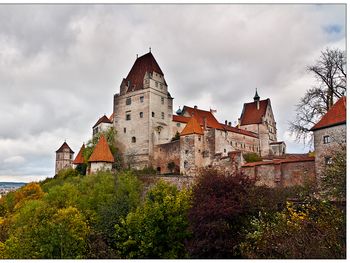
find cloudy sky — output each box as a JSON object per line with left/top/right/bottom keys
{"left": 0, "top": 4, "right": 345, "bottom": 182}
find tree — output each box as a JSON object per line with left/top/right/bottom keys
{"left": 114, "top": 180, "right": 191, "bottom": 259}
{"left": 320, "top": 144, "right": 346, "bottom": 201}
{"left": 240, "top": 200, "right": 346, "bottom": 259}
{"left": 187, "top": 169, "right": 256, "bottom": 258}
{"left": 289, "top": 48, "right": 346, "bottom": 144}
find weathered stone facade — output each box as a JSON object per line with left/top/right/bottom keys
{"left": 242, "top": 157, "right": 316, "bottom": 188}
{"left": 313, "top": 124, "right": 346, "bottom": 179}
{"left": 55, "top": 142, "right": 74, "bottom": 175}
{"left": 310, "top": 96, "right": 346, "bottom": 181}
{"left": 113, "top": 53, "right": 173, "bottom": 169}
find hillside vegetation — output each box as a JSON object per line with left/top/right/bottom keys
{"left": 0, "top": 168, "right": 345, "bottom": 259}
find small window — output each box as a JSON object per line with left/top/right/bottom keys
{"left": 161, "top": 97, "right": 164, "bottom": 104}
{"left": 161, "top": 112, "right": 165, "bottom": 119}
{"left": 126, "top": 113, "right": 131, "bottom": 121}
{"left": 160, "top": 84, "right": 163, "bottom": 89}
{"left": 184, "top": 161, "right": 188, "bottom": 169}
{"left": 325, "top": 156, "right": 332, "bottom": 165}
{"left": 152, "top": 112, "right": 155, "bottom": 117}
{"left": 177, "top": 123, "right": 181, "bottom": 127}
{"left": 132, "top": 137, "right": 136, "bottom": 143}
{"left": 198, "top": 136, "right": 201, "bottom": 141}
{"left": 323, "top": 135, "right": 331, "bottom": 144}
{"left": 198, "top": 149, "right": 201, "bottom": 153}
{"left": 140, "top": 96, "right": 144, "bottom": 103}
{"left": 126, "top": 97, "right": 131, "bottom": 105}
{"left": 224, "top": 149, "right": 226, "bottom": 153}
{"left": 140, "top": 112, "right": 143, "bottom": 118}
{"left": 185, "top": 150, "right": 189, "bottom": 154}
{"left": 155, "top": 82, "right": 158, "bottom": 87}
{"left": 70, "top": 154, "right": 73, "bottom": 159}
{"left": 124, "top": 128, "right": 126, "bottom": 133}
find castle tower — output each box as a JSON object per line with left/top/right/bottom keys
{"left": 113, "top": 51, "right": 173, "bottom": 169}
{"left": 179, "top": 116, "right": 204, "bottom": 176}
{"left": 88, "top": 135, "right": 114, "bottom": 174}
{"left": 239, "top": 91, "right": 278, "bottom": 157}
{"left": 55, "top": 141, "right": 74, "bottom": 175}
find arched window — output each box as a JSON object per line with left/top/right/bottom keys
{"left": 132, "top": 137, "right": 136, "bottom": 143}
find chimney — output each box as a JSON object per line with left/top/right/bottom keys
{"left": 228, "top": 122, "right": 232, "bottom": 126}
{"left": 225, "top": 120, "right": 228, "bottom": 125}
{"left": 203, "top": 117, "right": 207, "bottom": 130}
{"left": 194, "top": 105, "right": 198, "bottom": 109}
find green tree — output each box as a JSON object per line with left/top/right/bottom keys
{"left": 320, "top": 144, "right": 346, "bottom": 201}
{"left": 240, "top": 200, "right": 346, "bottom": 259}
{"left": 114, "top": 180, "right": 191, "bottom": 259}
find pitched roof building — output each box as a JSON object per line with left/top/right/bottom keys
{"left": 239, "top": 98, "right": 269, "bottom": 125}
{"left": 73, "top": 144, "right": 85, "bottom": 165}
{"left": 88, "top": 135, "right": 114, "bottom": 163}
{"left": 310, "top": 96, "right": 346, "bottom": 131}
{"left": 124, "top": 52, "right": 164, "bottom": 92}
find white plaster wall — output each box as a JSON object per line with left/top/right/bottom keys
{"left": 90, "top": 162, "right": 112, "bottom": 174}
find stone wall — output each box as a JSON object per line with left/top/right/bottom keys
{"left": 55, "top": 149, "right": 73, "bottom": 175}
{"left": 153, "top": 140, "right": 180, "bottom": 174}
{"left": 89, "top": 162, "right": 112, "bottom": 174}
{"left": 242, "top": 158, "right": 315, "bottom": 188}
{"left": 313, "top": 124, "right": 346, "bottom": 179}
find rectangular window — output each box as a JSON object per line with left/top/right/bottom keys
{"left": 124, "top": 128, "right": 126, "bottom": 133}
{"left": 177, "top": 123, "right": 180, "bottom": 127}
{"left": 325, "top": 156, "right": 332, "bottom": 165}
{"left": 152, "top": 112, "right": 155, "bottom": 117}
{"left": 126, "top": 111, "right": 131, "bottom": 120}
{"left": 140, "top": 112, "right": 143, "bottom": 118}
{"left": 155, "top": 82, "right": 158, "bottom": 87}
{"left": 161, "top": 97, "right": 164, "bottom": 104}
{"left": 161, "top": 112, "right": 165, "bottom": 119}
{"left": 126, "top": 97, "right": 131, "bottom": 105}
{"left": 323, "top": 135, "right": 331, "bottom": 144}
{"left": 140, "top": 96, "right": 144, "bottom": 103}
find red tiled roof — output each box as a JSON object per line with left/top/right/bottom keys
{"left": 310, "top": 96, "right": 346, "bottom": 131}
{"left": 180, "top": 116, "right": 204, "bottom": 136}
{"left": 73, "top": 144, "right": 85, "bottom": 165}
{"left": 173, "top": 115, "right": 191, "bottom": 123}
{"left": 93, "top": 115, "right": 112, "bottom": 128}
{"left": 219, "top": 124, "right": 258, "bottom": 138}
{"left": 183, "top": 106, "right": 222, "bottom": 129}
{"left": 88, "top": 135, "right": 114, "bottom": 163}
{"left": 240, "top": 99, "right": 269, "bottom": 125}
{"left": 125, "top": 52, "right": 164, "bottom": 92}
{"left": 109, "top": 113, "right": 114, "bottom": 122}
{"left": 242, "top": 156, "right": 314, "bottom": 167}
{"left": 56, "top": 142, "right": 74, "bottom": 153}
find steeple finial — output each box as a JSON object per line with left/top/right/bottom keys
{"left": 254, "top": 88, "right": 260, "bottom": 102}
{"left": 149, "top": 47, "right": 151, "bottom": 53}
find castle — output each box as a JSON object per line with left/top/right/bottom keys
{"left": 56, "top": 51, "right": 290, "bottom": 177}
{"left": 54, "top": 50, "right": 347, "bottom": 188}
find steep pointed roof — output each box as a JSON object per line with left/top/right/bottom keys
{"left": 73, "top": 144, "right": 85, "bottom": 165}
{"left": 93, "top": 115, "right": 112, "bottom": 128}
{"left": 88, "top": 135, "right": 114, "bottom": 163}
{"left": 310, "top": 96, "right": 346, "bottom": 131}
{"left": 125, "top": 52, "right": 164, "bottom": 92}
{"left": 56, "top": 142, "right": 74, "bottom": 153}
{"left": 180, "top": 116, "right": 204, "bottom": 136}
{"left": 240, "top": 99, "right": 269, "bottom": 125}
